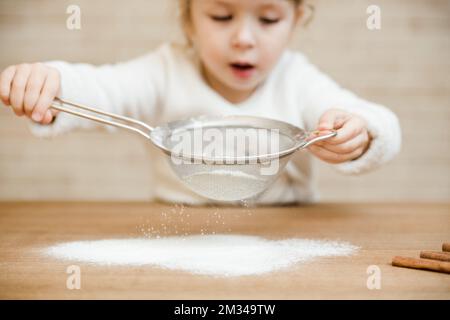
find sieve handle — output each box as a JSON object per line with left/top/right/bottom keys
{"left": 301, "top": 129, "right": 337, "bottom": 149}
{"left": 50, "top": 97, "right": 154, "bottom": 140}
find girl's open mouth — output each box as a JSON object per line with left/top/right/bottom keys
{"left": 230, "top": 62, "right": 256, "bottom": 79}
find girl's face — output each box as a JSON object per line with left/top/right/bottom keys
{"left": 189, "top": 0, "right": 301, "bottom": 103}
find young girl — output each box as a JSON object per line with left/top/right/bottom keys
{"left": 0, "top": 0, "right": 401, "bottom": 205}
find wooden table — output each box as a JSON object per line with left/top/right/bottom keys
{"left": 0, "top": 202, "right": 448, "bottom": 299}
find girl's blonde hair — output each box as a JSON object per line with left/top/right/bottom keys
{"left": 178, "top": 0, "right": 311, "bottom": 43}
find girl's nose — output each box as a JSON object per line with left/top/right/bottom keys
{"left": 231, "top": 20, "right": 256, "bottom": 50}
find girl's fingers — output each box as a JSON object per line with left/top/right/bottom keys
{"left": 323, "top": 116, "right": 366, "bottom": 145}
{"left": 24, "top": 64, "right": 48, "bottom": 118}
{"left": 40, "top": 110, "right": 53, "bottom": 125}
{"left": 317, "top": 109, "right": 349, "bottom": 130}
{"left": 10, "top": 64, "right": 32, "bottom": 116}
{"left": 0, "top": 65, "right": 17, "bottom": 106}
{"left": 32, "top": 69, "right": 60, "bottom": 122}
{"left": 316, "top": 130, "right": 368, "bottom": 154}
{"left": 308, "top": 144, "right": 365, "bottom": 164}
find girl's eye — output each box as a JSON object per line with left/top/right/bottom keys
{"left": 260, "top": 17, "right": 280, "bottom": 24}
{"left": 210, "top": 15, "right": 233, "bottom": 22}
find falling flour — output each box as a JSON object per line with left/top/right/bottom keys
{"left": 44, "top": 235, "right": 358, "bottom": 277}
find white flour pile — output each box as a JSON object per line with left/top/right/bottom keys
{"left": 44, "top": 235, "right": 358, "bottom": 277}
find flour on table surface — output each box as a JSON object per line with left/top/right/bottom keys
{"left": 44, "top": 234, "right": 358, "bottom": 277}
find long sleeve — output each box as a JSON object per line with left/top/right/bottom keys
{"left": 29, "top": 45, "right": 168, "bottom": 138}
{"left": 298, "top": 54, "right": 402, "bottom": 175}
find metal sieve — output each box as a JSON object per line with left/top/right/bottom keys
{"left": 50, "top": 98, "right": 336, "bottom": 202}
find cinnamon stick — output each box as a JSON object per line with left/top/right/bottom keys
{"left": 392, "top": 256, "right": 450, "bottom": 274}
{"left": 420, "top": 251, "right": 450, "bottom": 262}
{"left": 442, "top": 243, "right": 450, "bottom": 252}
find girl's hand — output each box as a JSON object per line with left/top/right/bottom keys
{"left": 308, "top": 108, "right": 371, "bottom": 164}
{"left": 0, "top": 63, "right": 60, "bottom": 125}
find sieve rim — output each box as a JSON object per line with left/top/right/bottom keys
{"left": 149, "top": 115, "right": 310, "bottom": 164}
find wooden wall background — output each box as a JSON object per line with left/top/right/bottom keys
{"left": 0, "top": 0, "right": 448, "bottom": 202}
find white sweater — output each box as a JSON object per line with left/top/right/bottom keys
{"left": 30, "top": 43, "right": 401, "bottom": 205}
